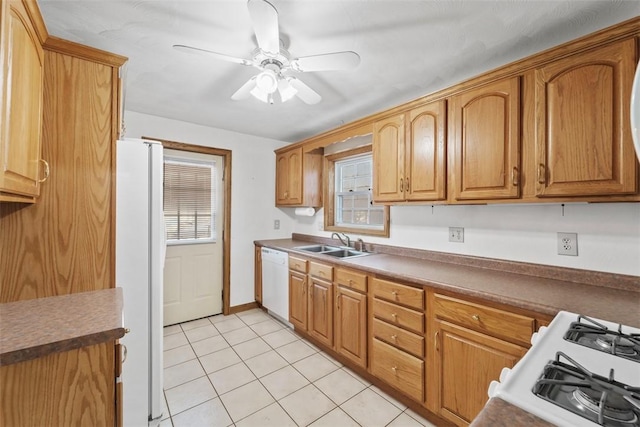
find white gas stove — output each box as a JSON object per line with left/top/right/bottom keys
{"left": 489, "top": 311, "right": 640, "bottom": 427}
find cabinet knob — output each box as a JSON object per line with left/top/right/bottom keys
{"left": 124, "top": 328, "right": 131, "bottom": 334}
{"left": 391, "top": 366, "right": 397, "bottom": 373}
{"left": 472, "top": 314, "right": 480, "bottom": 321}
{"left": 391, "top": 313, "right": 398, "bottom": 320}
{"left": 391, "top": 290, "right": 398, "bottom": 298}
{"left": 391, "top": 334, "right": 397, "bottom": 341}
{"left": 512, "top": 167, "right": 519, "bottom": 187}
{"left": 405, "top": 177, "right": 410, "bottom": 192}
{"left": 400, "top": 177, "right": 404, "bottom": 192}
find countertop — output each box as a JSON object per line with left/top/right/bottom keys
{"left": 0, "top": 288, "right": 125, "bottom": 366}
{"left": 469, "top": 398, "right": 555, "bottom": 427}
{"left": 255, "top": 236, "right": 640, "bottom": 327}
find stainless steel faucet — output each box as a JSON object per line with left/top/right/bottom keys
{"left": 331, "top": 232, "right": 350, "bottom": 247}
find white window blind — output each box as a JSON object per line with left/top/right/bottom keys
{"left": 163, "top": 159, "right": 216, "bottom": 242}
{"left": 335, "top": 154, "right": 383, "bottom": 229}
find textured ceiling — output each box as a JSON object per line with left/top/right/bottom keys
{"left": 38, "top": 1, "right": 639, "bottom": 143}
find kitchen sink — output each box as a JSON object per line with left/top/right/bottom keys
{"left": 322, "top": 249, "right": 369, "bottom": 258}
{"left": 293, "top": 244, "right": 341, "bottom": 253}
{"left": 293, "top": 244, "right": 370, "bottom": 258}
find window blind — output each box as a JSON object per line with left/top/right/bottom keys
{"left": 163, "top": 159, "right": 216, "bottom": 242}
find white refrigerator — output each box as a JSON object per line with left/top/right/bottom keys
{"left": 116, "top": 138, "right": 165, "bottom": 426}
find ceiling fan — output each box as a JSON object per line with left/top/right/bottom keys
{"left": 173, "top": 0, "right": 360, "bottom": 105}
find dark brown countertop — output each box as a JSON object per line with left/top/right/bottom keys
{"left": 470, "top": 398, "right": 556, "bottom": 427}
{"left": 0, "top": 288, "right": 125, "bottom": 366}
{"left": 255, "top": 236, "right": 640, "bottom": 327}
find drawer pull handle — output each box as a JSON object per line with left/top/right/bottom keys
{"left": 391, "top": 366, "right": 397, "bottom": 373}
{"left": 472, "top": 314, "right": 480, "bottom": 321}
{"left": 391, "top": 334, "right": 397, "bottom": 341}
{"left": 38, "top": 159, "right": 50, "bottom": 183}
{"left": 537, "top": 163, "right": 546, "bottom": 185}
{"left": 435, "top": 331, "right": 440, "bottom": 352}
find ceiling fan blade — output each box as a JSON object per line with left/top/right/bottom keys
{"left": 231, "top": 76, "right": 257, "bottom": 100}
{"left": 289, "top": 77, "right": 321, "bottom": 105}
{"left": 247, "top": 0, "right": 280, "bottom": 55}
{"left": 290, "top": 51, "right": 360, "bottom": 72}
{"left": 173, "top": 44, "right": 253, "bottom": 66}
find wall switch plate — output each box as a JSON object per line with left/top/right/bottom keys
{"left": 274, "top": 220, "right": 280, "bottom": 230}
{"left": 449, "top": 227, "right": 464, "bottom": 243}
{"left": 557, "top": 232, "right": 578, "bottom": 256}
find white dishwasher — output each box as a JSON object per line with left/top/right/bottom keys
{"left": 261, "top": 247, "right": 291, "bottom": 326}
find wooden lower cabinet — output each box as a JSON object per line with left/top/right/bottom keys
{"left": 308, "top": 277, "right": 333, "bottom": 347}
{"left": 289, "top": 270, "right": 307, "bottom": 329}
{"left": 371, "top": 338, "right": 424, "bottom": 400}
{"left": 430, "top": 319, "right": 527, "bottom": 426}
{"left": 335, "top": 286, "right": 367, "bottom": 368}
{"left": 0, "top": 342, "right": 117, "bottom": 426}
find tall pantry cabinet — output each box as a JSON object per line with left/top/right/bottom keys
{"left": 0, "top": 1, "right": 127, "bottom": 424}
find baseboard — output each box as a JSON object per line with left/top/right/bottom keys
{"left": 228, "top": 301, "right": 259, "bottom": 314}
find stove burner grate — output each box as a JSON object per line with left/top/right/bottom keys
{"left": 564, "top": 315, "right": 640, "bottom": 362}
{"left": 532, "top": 352, "right": 640, "bottom": 427}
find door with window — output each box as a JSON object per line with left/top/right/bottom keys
{"left": 162, "top": 149, "right": 224, "bottom": 325}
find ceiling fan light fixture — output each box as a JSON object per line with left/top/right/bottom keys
{"left": 250, "top": 85, "right": 269, "bottom": 103}
{"left": 278, "top": 77, "right": 297, "bottom": 102}
{"left": 255, "top": 69, "right": 278, "bottom": 94}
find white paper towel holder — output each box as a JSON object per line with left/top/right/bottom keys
{"left": 294, "top": 207, "right": 317, "bottom": 217}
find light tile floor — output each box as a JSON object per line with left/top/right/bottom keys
{"left": 161, "top": 309, "right": 437, "bottom": 427}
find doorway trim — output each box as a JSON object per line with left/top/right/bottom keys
{"left": 143, "top": 136, "right": 232, "bottom": 315}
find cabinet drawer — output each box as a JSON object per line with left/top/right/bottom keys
{"left": 373, "top": 299, "right": 424, "bottom": 333}
{"left": 335, "top": 268, "right": 367, "bottom": 293}
{"left": 289, "top": 256, "right": 308, "bottom": 273}
{"left": 371, "top": 278, "right": 424, "bottom": 309}
{"left": 309, "top": 262, "right": 333, "bottom": 281}
{"left": 371, "top": 338, "right": 424, "bottom": 400}
{"left": 373, "top": 318, "right": 424, "bottom": 358}
{"left": 434, "top": 294, "right": 535, "bottom": 345}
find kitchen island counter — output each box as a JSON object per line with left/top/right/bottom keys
{"left": 255, "top": 235, "right": 640, "bottom": 327}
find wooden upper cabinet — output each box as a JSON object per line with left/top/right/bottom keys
{"left": 276, "top": 148, "right": 302, "bottom": 205}
{"left": 373, "top": 114, "right": 405, "bottom": 202}
{"left": 406, "top": 101, "right": 447, "bottom": 201}
{"left": 0, "top": 0, "right": 45, "bottom": 202}
{"left": 449, "top": 77, "right": 521, "bottom": 201}
{"left": 373, "top": 100, "right": 446, "bottom": 203}
{"left": 275, "top": 146, "right": 322, "bottom": 207}
{"left": 534, "top": 39, "right": 638, "bottom": 197}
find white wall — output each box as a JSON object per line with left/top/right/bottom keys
{"left": 124, "top": 111, "right": 294, "bottom": 306}
{"left": 289, "top": 202, "right": 640, "bottom": 277}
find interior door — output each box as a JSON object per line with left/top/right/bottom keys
{"left": 163, "top": 149, "right": 224, "bottom": 325}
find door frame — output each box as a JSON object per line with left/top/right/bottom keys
{"left": 143, "top": 136, "right": 232, "bottom": 315}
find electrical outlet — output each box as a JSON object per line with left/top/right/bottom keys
{"left": 557, "top": 232, "right": 578, "bottom": 256}
{"left": 274, "top": 219, "right": 280, "bottom": 230}
{"left": 449, "top": 227, "right": 464, "bottom": 243}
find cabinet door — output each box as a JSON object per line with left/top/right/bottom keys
{"left": 450, "top": 77, "right": 520, "bottom": 200}
{"left": 276, "top": 148, "right": 303, "bottom": 205}
{"left": 432, "top": 320, "right": 527, "bottom": 426}
{"left": 335, "top": 286, "right": 367, "bottom": 368}
{"left": 308, "top": 277, "right": 333, "bottom": 347}
{"left": 373, "top": 114, "right": 405, "bottom": 202}
{"left": 535, "top": 39, "right": 637, "bottom": 197}
{"left": 289, "top": 271, "right": 307, "bottom": 330}
{"left": 0, "top": 0, "right": 44, "bottom": 200}
{"left": 406, "top": 100, "right": 447, "bottom": 201}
